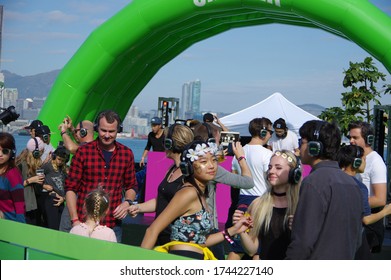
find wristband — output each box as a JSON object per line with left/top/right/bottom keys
{"left": 61, "top": 130, "right": 67, "bottom": 136}
{"left": 125, "top": 199, "right": 134, "bottom": 205}
{"left": 25, "top": 179, "right": 30, "bottom": 186}
{"left": 222, "top": 229, "right": 234, "bottom": 244}
{"left": 71, "top": 218, "right": 79, "bottom": 224}
{"left": 237, "top": 156, "right": 246, "bottom": 162}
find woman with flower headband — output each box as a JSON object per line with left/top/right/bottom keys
{"left": 233, "top": 149, "right": 301, "bottom": 259}
{"left": 70, "top": 189, "right": 116, "bottom": 242}
{"left": 141, "top": 140, "right": 251, "bottom": 260}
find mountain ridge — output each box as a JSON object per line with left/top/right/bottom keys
{"left": 1, "top": 69, "right": 325, "bottom": 116}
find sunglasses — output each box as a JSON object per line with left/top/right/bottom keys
{"left": 1, "top": 148, "right": 12, "bottom": 155}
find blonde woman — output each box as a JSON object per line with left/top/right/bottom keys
{"left": 234, "top": 149, "right": 301, "bottom": 259}
{"left": 70, "top": 189, "right": 116, "bottom": 242}
{"left": 16, "top": 137, "right": 45, "bottom": 225}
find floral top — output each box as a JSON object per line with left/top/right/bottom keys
{"left": 170, "top": 189, "right": 212, "bottom": 244}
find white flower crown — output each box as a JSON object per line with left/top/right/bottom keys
{"left": 185, "top": 142, "right": 218, "bottom": 162}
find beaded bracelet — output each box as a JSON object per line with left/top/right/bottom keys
{"left": 71, "top": 218, "right": 79, "bottom": 224}
{"left": 222, "top": 229, "right": 234, "bottom": 244}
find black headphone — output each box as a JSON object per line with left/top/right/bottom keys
{"left": 79, "top": 121, "right": 88, "bottom": 138}
{"left": 352, "top": 146, "right": 363, "bottom": 169}
{"left": 260, "top": 126, "right": 268, "bottom": 139}
{"left": 202, "top": 122, "right": 216, "bottom": 143}
{"left": 308, "top": 121, "right": 326, "bottom": 157}
{"left": 364, "top": 127, "right": 374, "bottom": 146}
{"left": 289, "top": 157, "right": 302, "bottom": 185}
{"left": 32, "top": 137, "right": 41, "bottom": 159}
{"left": 94, "top": 110, "right": 123, "bottom": 133}
{"left": 164, "top": 124, "right": 181, "bottom": 153}
{"left": 179, "top": 140, "right": 207, "bottom": 177}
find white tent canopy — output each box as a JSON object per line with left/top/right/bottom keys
{"left": 220, "top": 92, "right": 320, "bottom": 137}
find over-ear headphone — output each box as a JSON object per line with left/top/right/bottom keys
{"left": 79, "top": 121, "right": 88, "bottom": 138}
{"left": 352, "top": 146, "right": 363, "bottom": 169}
{"left": 32, "top": 137, "right": 41, "bottom": 159}
{"left": 164, "top": 124, "right": 181, "bottom": 153}
{"left": 260, "top": 126, "right": 268, "bottom": 139}
{"left": 94, "top": 110, "right": 123, "bottom": 133}
{"left": 202, "top": 123, "right": 216, "bottom": 143}
{"left": 179, "top": 143, "right": 195, "bottom": 177}
{"left": 289, "top": 157, "right": 302, "bottom": 185}
{"left": 308, "top": 121, "right": 326, "bottom": 157}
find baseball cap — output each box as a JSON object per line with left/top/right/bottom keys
{"left": 151, "top": 117, "right": 162, "bottom": 125}
{"left": 273, "top": 118, "right": 287, "bottom": 129}
{"left": 25, "top": 120, "right": 43, "bottom": 130}
{"left": 203, "top": 113, "right": 214, "bottom": 122}
{"left": 35, "top": 125, "right": 51, "bottom": 136}
{"left": 26, "top": 137, "right": 44, "bottom": 152}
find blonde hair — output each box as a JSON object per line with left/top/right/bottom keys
{"left": 85, "top": 189, "right": 110, "bottom": 224}
{"left": 164, "top": 124, "right": 194, "bottom": 153}
{"left": 248, "top": 149, "right": 301, "bottom": 237}
{"left": 15, "top": 148, "right": 43, "bottom": 177}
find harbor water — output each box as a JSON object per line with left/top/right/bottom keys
{"left": 13, "top": 134, "right": 148, "bottom": 163}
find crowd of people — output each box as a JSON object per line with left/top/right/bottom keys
{"left": 1, "top": 109, "right": 390, "bottom": 259}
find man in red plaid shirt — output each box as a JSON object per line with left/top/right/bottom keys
{"left": 65, "top": 110, "right": 137, "bottom": 242}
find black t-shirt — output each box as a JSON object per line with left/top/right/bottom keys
{"left": 144, "top": 131, "right": 165, "bottom": 152}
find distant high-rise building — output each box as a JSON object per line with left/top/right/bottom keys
{"left": 180, "top": 79, "right": 201, "bottom": 119}
{"left": 129, "top": 105, "right": 139, "bottom": 118}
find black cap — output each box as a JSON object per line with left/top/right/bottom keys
{"left": 25, "top": 120, "right": 43, "bottom": 130}
{"left": 35, "top": 125, "right": 51, "bottom": 136}
{"left": 273, "top": 118, "right": 287, "bottom": 129}
{"left": 203, "top": 113, "right": 214, "bottom": 122}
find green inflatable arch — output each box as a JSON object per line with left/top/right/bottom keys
{"left": 39, "top": 0, "right": 391, "bottom": 144}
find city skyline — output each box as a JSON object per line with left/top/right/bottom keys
{"left": 1, "top": 0, "right": 391, "bottom": 113}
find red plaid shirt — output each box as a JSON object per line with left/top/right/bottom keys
{"left": 65, "top": 139, "right": 137, "bottom": 228}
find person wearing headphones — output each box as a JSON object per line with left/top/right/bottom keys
{"left": 65, "top": 110, "right": 137, "bottom": 242}
{"left": 41, "top": 144, "right": 70, "bottom": 230}
{"left": 285, "top": 120, "right": 363, "bottom": 259}
{"left": 35, "top": 125, "right": 55, "bottom": 164}
{"left": 233, "top": 150, "right": 301, "bottom": 259}
{"left": 58, "top": 116, "right": 95, "bottom": 155}
{"left": 227, "top": 117, "right": 273, "bottom": 260}
{"left": 337, "top": 144, "right": 391, "bottom": 259}
{"left": 348, "top": 121, "right": 387, "bottom": 254}
{"left": 141, "top": 140, "right": 251, "bottom": 260}
{"left": 268, "top": 118, "right": 300, "bottom": 156}
{"left": 0, "top": 132, "right": 26, "bottom": 223}
{"left": 139, "top": 117, "right": 165, "bottom": 168}
{"left": 16, "top": 137, "right": 45, "bottom": 225}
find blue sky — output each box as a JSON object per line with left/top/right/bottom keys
{"left": 1, "top": 0, "right": 391, "bottom": 113}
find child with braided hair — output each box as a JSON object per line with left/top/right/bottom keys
{"left": 70, "top": 189, "right": 117, "bottom": 242}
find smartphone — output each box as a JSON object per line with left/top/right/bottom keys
{"left": 36, "top": 169, "right": 44, "bottom": 176}
{"left": 227, "top": 142, "right": 234, "bottom": 156}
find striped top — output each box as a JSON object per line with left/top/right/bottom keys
{"left": 0, "top": 167, "right": 26, "bottom": 223}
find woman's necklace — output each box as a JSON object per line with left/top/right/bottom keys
{"left": 167, "top": 166, "right": 180, "bottom": 182}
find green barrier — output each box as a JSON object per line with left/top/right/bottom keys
{"left": 0, "top": 219, "right": 188, "bottom": 260}
{"left": 38, "top": 0, "right": 391, "bottom": 146}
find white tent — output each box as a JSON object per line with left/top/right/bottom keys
{"left": 220, "top": 92, "right": 320, "bottom": 137}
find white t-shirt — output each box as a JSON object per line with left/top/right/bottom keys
{"left": 232, "top": 144, "right": 272, "bottom": 196}
{"left": 268, "top": 130, "right": 299, "bottom": 153}
{"left": 358, "top": 150, "right": 387, "bottom": 197}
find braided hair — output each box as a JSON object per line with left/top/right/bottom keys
{"left": 85, "top": 189, "right": 109, "bottom": 224}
